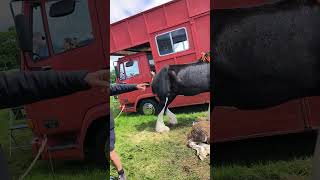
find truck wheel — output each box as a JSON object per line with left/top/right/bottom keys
{"left": 138, "top": 99, "right": 159, "bottom": 115}
{"left": 93, "top": 123, "right": 108, "bottom": 169}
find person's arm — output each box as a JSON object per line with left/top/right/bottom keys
{"left": 0, "top": 70, "right": 106, "bottom": 109}
{"left": 110, "top": 84, "right": 138, "bottom": 96}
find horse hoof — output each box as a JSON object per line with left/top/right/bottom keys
{"left": 168, "top": 122, "right": 178, "bottom": 127}
{"left": 156, "top": 126, "right": 170, "bottom": 133}
{"left": 169, "top": 119, "right": 178, "bottom": 125}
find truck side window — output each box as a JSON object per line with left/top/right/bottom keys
{"left": 156, "top": 28, "right": 189, "bottom": 56}
{"left": 32, "top": 4, "right": 49, "bottom": 61}
{"left": 45, "top": 0, "right": 94, "bottom": 54}
{"left": 125, "top": 60, "right": 140, "bottom": 79}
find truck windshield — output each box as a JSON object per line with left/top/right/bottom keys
{"left": 44, "top": 0, "right": 94, "bottom": 54}
{"left": 119, "top": 60, "right": 140, "bottom": 80}
{"left": 10, "top": 0, "right": 94, "bottom": 60}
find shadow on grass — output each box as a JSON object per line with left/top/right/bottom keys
{"left": 213, "top": 131, "right": 317, "bottom": 167}
{"left": 134, "top": 113, "right": 201, "bottom": 132}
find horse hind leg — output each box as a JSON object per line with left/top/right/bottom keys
{"left": 164, "top": 95, "right": 177, "bottom": 126}
{"left": 167, "top": 108, "right": 177, "bottom": 125}
{"left": 156, "top": 97, "right": 170, "bottom": 133}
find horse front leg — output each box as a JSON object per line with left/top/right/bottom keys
{"left": 156, "top": 97, "right": 170, "bottom": 133}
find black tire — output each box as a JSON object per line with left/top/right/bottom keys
{"left": 138, "top": 99, "right": 160, "bottom": 115}
{"left": 92, "top": 123, "right": 108, "bottom": 170}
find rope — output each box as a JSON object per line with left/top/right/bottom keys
{"left": 19, "top": 135, "right": 47, "bottom": 180}
{"left": 114, "top": 105, "right": 125, "bottom": 121}
{"left": 200, "top": 52, "right": 211, "bottom": 63}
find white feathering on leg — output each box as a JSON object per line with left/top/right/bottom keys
{"left": 167, "top": 108, "right": 177, "bottom": 125}
{"left": 156, "top": 97, "right": 170, "bottom": 133}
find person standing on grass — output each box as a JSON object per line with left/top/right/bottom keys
{"left": 0, "top": 70, "right": 108, "bottom": 180}
{"left": 110, "top": 83, "right": 148, "bottom": 180}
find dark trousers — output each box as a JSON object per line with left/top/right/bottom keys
{"left": 0, "top": 145, "right": 10, "bottom": 180}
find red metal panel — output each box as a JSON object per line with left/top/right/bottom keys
{"left": 145, "top": 6, "right": 167, "bottom": 33}
{"left": 305, "top": 97, "right": 320, "bottom": 128}
{"left": 187, "top": 0, "right": 210, "bottom": 17}
{"left": 165, "top": 0, "right": 189, "bottom": 26}
{"left": 213, "top": 99, "right": 306, "bottom": 142}
{"left": 171, "top": 93, "right": 209, "bottom": 108}
{"left": 175, "top": 53, "right": 197, "bottom": 64}
{"left": 193, "top": 14, "right": 210, "bottom": 54}
{"left": 112, "top": 21, "right": 132, "bottom": 50}
{"left": 128, "top": 15, "right": 149, "bottom": 45}
{"left": 110, "top": 30, "right": 116, "bottom": 53}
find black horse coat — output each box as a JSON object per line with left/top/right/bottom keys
{"left": 212, "top": 0, "right": 320, "bottom": 109}
{"left": 152, "top": 61, "right": 210, "bottom": 112}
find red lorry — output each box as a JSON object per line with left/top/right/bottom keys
{"left": 111, "top": 0, "right": 210, "bottom": 115}
{"left": 10, "top": 0, "right": 109, "bottom": 166}
{"left": 112, "top": 0, "right": 320, "bottom": 144}
{"left": 9, "top": 0, "right": 320, "bottom": 165}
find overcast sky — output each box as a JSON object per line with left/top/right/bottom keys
{"left": 0, "top": 0, "right": 14, "bottom": 32}
{"left": 110, "top": 0, "right": 172, "bottom": 70}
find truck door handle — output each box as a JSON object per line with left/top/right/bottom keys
{"left": 41, "top": 66, "right": 52, "bottom": 71}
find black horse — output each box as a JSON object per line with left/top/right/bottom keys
{"left": 151, "top": 57, "right": 210, "bottom": 133}
{"left": 213, "top": 0, "right": 320, "bottom": 109}
{"left": 212, "top": 0, "right": 320, "bottom": 179}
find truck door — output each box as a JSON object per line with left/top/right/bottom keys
{"left": 116, "top": 53, "right": 153, "bottom": 108}
{"left": 24, "top": 0, "right": 106, "bottom": 135}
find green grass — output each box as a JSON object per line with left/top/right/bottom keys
{"left": 211, "top": 132, "right": 316, "bottom": 180}
{"left": 0, "top": 110, "right": 105, "bottom": 180}
{"left": 212, "top": 158, "right": 311, "bottom": 180}
{"left": 110, "top": 100, "right": 210, "bottom": 179}
{"left": 0, "top": 100, "right": 315, "bottom": 180}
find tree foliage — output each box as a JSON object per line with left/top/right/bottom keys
{"left": 0, "top": 27, "right": 20, "bottom": 71}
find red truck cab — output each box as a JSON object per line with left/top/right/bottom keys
{"left": 10, "top": 0, "right": 109, "bottom": 166}
{"left": 111, "top": 0, "right": 211, "bottom": 115}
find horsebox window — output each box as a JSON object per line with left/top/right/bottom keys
{"left": 45, "top": 0, "right": 94, "bottom": 54}
{"left": 156, "top": 28, "right": 189, "bottom": 56}
{"left": 124, "top": 60, "right": 140, "bottom": 79}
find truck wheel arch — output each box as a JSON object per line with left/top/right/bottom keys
{"left": 136, "top": 95, "right": 160, "bottom": 115}
{"left": 79, "top": 103, "right": 108, "bottom": 155}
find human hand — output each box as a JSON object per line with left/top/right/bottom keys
{"left": 136, "top": 83, "right": 149, "bottom": 91}
{"left": 84, "top": 70, "right": 109, "bottom": 87}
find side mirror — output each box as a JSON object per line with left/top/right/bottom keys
{"left": 49, "top": 0, "right": 75, "bottom": 17}
{"left": 14, "top": 14, "right": 32, "bottom": 52}
{"left": 125, "top": 61, "right": 134, "bottom": 67}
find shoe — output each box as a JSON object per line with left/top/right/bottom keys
{"left": 118, "top": 173, "right": 126, "bottom": 180}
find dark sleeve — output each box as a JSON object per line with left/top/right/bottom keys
{"left": 110, "top": 84, "right": 137, "bottom": 96}
{"left": 0, "top": 70, "right": 90, "bottom": 109}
